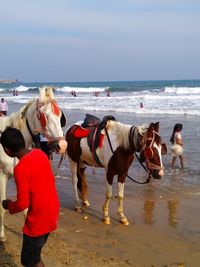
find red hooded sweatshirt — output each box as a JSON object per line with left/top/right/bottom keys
{"left": 8, "top": 149, "right": 60, "bottom": 237}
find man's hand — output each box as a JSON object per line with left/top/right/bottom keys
{"left": 2, "top": 200, "right": 10, "bottom": 210}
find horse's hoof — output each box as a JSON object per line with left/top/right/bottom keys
{"left": 103, "top": 217, "right": 111, "bottom": 225}
{"left": 0, "top": 237, "right": 6, "bottom": 243}
{"left": 120, "top": 217, "right": 129, "bottom": 225}
{"left": 82, "top": 200, "right": 90, "bottom": 207}
{"left": 75, "top": 207, "right": 82, "bottom": 213}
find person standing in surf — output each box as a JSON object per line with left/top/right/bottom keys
{"left": 170, "top": 123, "right": 184, "bottom": 169}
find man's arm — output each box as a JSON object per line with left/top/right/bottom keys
{"left": 7, "top": 170, "right": 30, "bottom": 214}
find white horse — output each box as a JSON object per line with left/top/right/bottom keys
{"left": 66, "top": 115, "right": 167, "bottom": 225}
{"left": 0, "top": 87, "right": 67, "bottom": 241}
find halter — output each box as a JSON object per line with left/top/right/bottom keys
{"left": 142, "top": 130, "right": 164, "bottom": 172}
{"left": 32, "top": 99, "right": 65, "bottom": 144}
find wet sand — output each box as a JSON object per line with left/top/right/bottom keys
{"left": 1, "top": 104, "right": 200, "bottom": 266}
{"left": 3, "top": 174, "right": 200, "bottom": 267}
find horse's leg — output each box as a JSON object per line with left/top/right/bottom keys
{"left": 117, "top": 154, "right": 134, "bottom": 225}
{"left": 68, "top": 158, "right": 82, "bottom": 212}
{"left": 102, "top": 181, "right": 112, "bottom": 224}
{"left": 0, "top": 172, "right": 7, "bottom": 241}
{"left": 103, "top": 168, "right": 114, "bottom": 224}
{"left": 117, "top": 178, "right": 129, "bottom": 225}
{"left": 77, "top": 164, "right": 89, "bottom": 207}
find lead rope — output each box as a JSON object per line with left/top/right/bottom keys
{"left": 56, "top": 153, "right": 66, "bottom": 176}
{"left": 104, "top": 126, "right": 151, "bottom": 184}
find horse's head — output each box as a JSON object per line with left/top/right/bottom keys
{"left": 140, "top": 122, "right": 167, "bottom": 179}
{"left": 26, "top": 87, "right": 67, "bottom": 154}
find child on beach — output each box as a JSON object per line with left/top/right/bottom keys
{"left": 1, "top": 127, "right": 59, "bottom": 267}
{"left": 170, "top": 123, "right": 184, "bottom": 169}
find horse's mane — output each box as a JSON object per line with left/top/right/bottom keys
{"left": 7, "top": 100, "right": 34, "bottom": 130}
{"left": 0, "top": 87, "right": 56, "bottom": 132}
{"left": 106, "top": 120, "right": 149, "bottom": 150}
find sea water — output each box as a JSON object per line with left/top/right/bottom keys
{"left": 1, "top": 79, "right": 200, "bottom": 115}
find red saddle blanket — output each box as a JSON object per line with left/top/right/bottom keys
{"left": 74, "top": 126, "right": 89, "bottom": 137}
{"left": 73, "top": 126, "right": 104, "bottom": 148}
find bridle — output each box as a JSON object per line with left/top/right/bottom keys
{"left": 27, "top": 99, "right": 65, "bottom": 144}
{"left": 142, "top": 130, "right": 164, "bottom": 172}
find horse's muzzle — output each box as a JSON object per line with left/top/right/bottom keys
{"left": 48, "top": 139, "right": 67, "bottom": 154}
{"left": 151, "top": 169, "right": 164, "bottom": 179}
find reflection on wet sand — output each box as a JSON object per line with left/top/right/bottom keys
{"left": 168, "top": 199, "right": 179, "bottom": 228}
{"left": 143, "top": 199, "right": 155, "bottom": 224}
{"left": 143, "top": 198, "right": 179, "bottom": 228}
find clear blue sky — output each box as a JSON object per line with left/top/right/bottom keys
{"left": 0, "top": 0, "right": 200, "bottom": 82}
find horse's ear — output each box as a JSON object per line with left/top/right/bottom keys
{"left": 45, "top": 87, "right": 55, "bottom": 100}
{"left": 39, "top": 86, "right": 55, "bottom": 102}
{"left": 39, "top": 87, "right": 46, "bottom": 102}
{"left": 155, "top": 122, "right": 160, "bottom": 132}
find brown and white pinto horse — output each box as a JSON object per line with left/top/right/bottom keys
{"left": 66, "top": 116, "right": 167, "bottom": 225}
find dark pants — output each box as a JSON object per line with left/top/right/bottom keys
{"left": 21, "top": 233, "right": 49, "bottom": 267}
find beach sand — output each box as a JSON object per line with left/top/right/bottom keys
{"left": 2, "top": 178, "right": 200, "bottom": 267}
{"left": 1, "top": 104, "right": 200, "bottom": 267}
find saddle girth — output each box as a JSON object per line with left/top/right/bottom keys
{"left": 85, "top": 114, "right": 116, "bottom": 167}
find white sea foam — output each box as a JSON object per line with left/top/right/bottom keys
{"left": 55, "top": 86, "right": 107, "bottom": 93}
{"left": 164, "top": 86, "right": 200, "bottom": 94}
{"left": 13, "top": 85, "right": 33, "bottom": 92}
{"left": 1, "top": 84, "right": 200, "bottom": 116}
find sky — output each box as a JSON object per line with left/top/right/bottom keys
{"left": 0, "top": 0, "right": 200, "bottom": 82}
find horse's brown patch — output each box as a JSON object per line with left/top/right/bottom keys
{"left": 107, "top": 147, "right": 134, "bottom": 184}
{"left": 66, "top": 125, "right": 82, "bottom": 162}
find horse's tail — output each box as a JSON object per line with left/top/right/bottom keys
{"left": 77, "top": 162, "right": 88, "bottom": 203}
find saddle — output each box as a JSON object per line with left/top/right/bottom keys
{"left": 73, "top": 114, "right": 116, "bottom": 166}
{"left": 81, "top": 114, "right": 101, "bottom": 128}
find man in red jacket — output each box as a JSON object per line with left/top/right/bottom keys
{"left": 1, "top": 127, "right": 60, "bottom": 267}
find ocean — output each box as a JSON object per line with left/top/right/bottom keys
{"left": 1, "top": 79, "right": 200, "bottom": 115}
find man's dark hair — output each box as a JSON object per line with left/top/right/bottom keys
{"left": 0, "top": 127, "right": 25, "bottom": 152}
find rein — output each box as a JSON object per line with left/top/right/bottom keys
{"left": 104, "top": 126, "right": 151, "bottom": 184}
{"left": 26, "top": 119, "right": 41, "bottom": 148}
